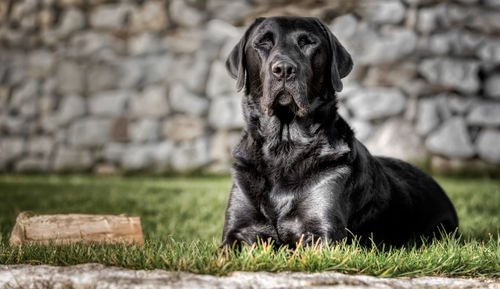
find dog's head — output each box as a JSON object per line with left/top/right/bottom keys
{"left": 226, "top": 17, "right": 353, "bottom": 120}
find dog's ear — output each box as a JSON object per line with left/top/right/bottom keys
{"left": 226, "top": 18, "right": 265, "bottom": 92}
{"left": 315, "top": 19, "right": 353, "bottom": 92}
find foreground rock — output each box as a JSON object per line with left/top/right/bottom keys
{"left": 0, "top": 264, "right": 498, "bottom": 289}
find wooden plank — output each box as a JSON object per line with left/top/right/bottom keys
{"left": 9, "top": 212, "right": 145, "bottom": 246}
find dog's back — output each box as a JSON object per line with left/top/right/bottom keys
{"left": 348, "top": 144, "right": 459, "bottom": 245}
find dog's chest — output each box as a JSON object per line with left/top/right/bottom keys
{"left": 257, "top": 172, "right": 347, "bottom": 244}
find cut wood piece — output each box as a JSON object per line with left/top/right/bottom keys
{"left": 9, "top": 212, "right": 145, "bottom": 246}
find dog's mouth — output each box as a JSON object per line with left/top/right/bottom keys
{"left": 272, "top": 90, "right": 299, "bottom": 122}
{"left": 277, "top": 91, "right": 293, "bottom": 106}
{"left": 263, "top": 88, "right": 308, "bottom": 119}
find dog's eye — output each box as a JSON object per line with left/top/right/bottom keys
{"left": 256, "top": 32, "right": 274, "bottom": 49}
{"left": 258, "top": 39, "right": 273, "bottom": 48}
{"left": 298, "top": 36, "right": 314, "bottom": 48}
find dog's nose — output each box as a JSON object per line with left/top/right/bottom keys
{"left": 272, "top": 61, "right": 296, "bottom": 81}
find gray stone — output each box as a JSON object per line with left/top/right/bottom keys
{"left": 68, "top": 118, "right": 112, "bottom": 148}
{"left": 362, "top": 27, "right": 417, "bottom": 65}
{"left": 2, "top": 54, "right": 26, "bottom": 86}
{"left": 143, "top": 55, "right": 174, "bottom": 85}
{"left": 163, "top": 115, "right": 205, "bottom": 142}
{"left": 39, "top": 115, "right": 58, "bottom": 133}
{"left": 423, "top": 31, "right": 485, "bottom": 57}
{"left": 90, "top": 4, "right": 133, "bottom": 29}
{"left": 444, "top": 94, "right": 474, "bottom": 115}
{"left": 87, "top": 64, "right": 118, "bottom": 94}
{"left": 28, "top": 50, "right": 55, "bottom": 78}
{"left": 206, "top": 61, "right": 235, "bottom": 98}
{"left": 441, "top": 3, "right": 478, "bottom": 27}
{"left": 426, "top": 117, "right": 475, "bottom": 158}
{"left": 207, "top": 0, "right": 252, "bottom": 25}
{"left": 129, "top": 118, "right": 160, "bottom": 143}
{"left": 469, "top": 11, "right": 500, "bottom": 34}
{"left": 332, "top": 23, "right": 417, "bottom": 65}
{"left": 15, "top": 157, "right": 50, "bottom": 172}
{"left": 206, "top": 19, "right": 243, "bottom": 47}
{"left": 208, "top": 95, "right": 244, "bottom": 129}
{"left": 169, "top": 0, "right": 204, "bottom": 28}
{"left": 476, "top": 129, "right": 500, "bottom": 164}
{"left": 345, "top": 87, "right": 406, "bottom": 120}
{"left": 9, "top": 80, "right": 38, "bottom": 114}
{"left": 57, "top": 94, "right": 86, "bottom": 125}
{"left": 121, "top": 145, "right": 155, "bottom": 170}
{"left": 477, "top": 40, "right": 500, "bottom": 64}
{"left": 169, "top": 84, "right": 209, "bottom": 117}
{"left": 363, "top": 63, "right": 417, "bottom": 88}
{"left": 0, "top": 138, "right": 25, "bottom": 165}
{"left": 484, "top": 74, "right": 500, "bottom": 99}
{"left": 57, "top": 0, "right": 84, "bottom": 6}
{"left": 67, "top": 32, "right": 123, "bottom": 60}
{"left": 152, "top": 140, "right": 174, "bottom": 170}
{"left": 130, "top": 33, "right": 163, "bottom": 56}
{"left": 484, "top": 0, "right": 500, "bottom": 7}
{"left": 366, "top": 119, "right": 427, "bottom": 161}
{"left": 57, "top": 8, "right": 84, "bottom": 38}
{"left": 3, "top": 116, "right": 29, "bottom": 135}
{"left": 171, "top": 137, "right": 210, "bottom": 171}
{"left": 19, "top": 98, "right": 37, "bottom": 119}
{"left": 56, "top": 62, "right": 84, "bottom": 94}
{"left": 163, "top": 29, "right": 203, "bottom": 55}
{"left": 53, "top": 146, "right": 92, "bottom": 171}
{"left": 219, "top": 34, "right": 241, "bottom": 62}
{"left": 2, "top": 264, "right": 497, "bottom": 289}
{"left": 89, "top": 90, "right": 131, "bottom": 117}
{"left": 20, "top": 12, "right": 37, "bottom": 30}
{"left": 118, "top": 59, "right": 146, "bottom": 88}
{"left": 29, "top": 136, "right": 54, "bottom": 157}
{"left": 331, "top": 14, "right": 358, "bottom": 41}
{"left": 185, "top": 54, "right": 210, "bottom": 94}
{"left": 41, "top": 78, "right": 57, "bottom": 98}
{"left": 0, "top": 86, "right": 8, "bottom": 108}
{"left": 417, "top": 7, "right": 438, "bottom": 34}
{"left": 130, "top": 1, "right": 168, "bottom": 32}
{"left": 40, "top": 28, "right": 58, "bottom": 46}
{"left": 434, "top": 95, "right": 452, "bottom": 120}
{"left": 416, "top": 98, "right": 440, "bottom": 136}
{"left": 103, "top": 143, "right": 126, "bottom": 164}
{"left": 349, "top": 119, "right": 373, "bottom": 142}
{"left": 361, "top": 0, "right": 406, "bottom": 24}
{"left": 418, "top": 58, "right": 480, "bottom": 94}
{"left": 467, "top": 103, "right": 500, "bottom": 126}
{"left": 209, "top": 130, "right": 241, "bottom": 172}
{"left": 130, "top": 86, "right": 169, "bottom": 118}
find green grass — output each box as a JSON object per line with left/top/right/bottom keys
{"left": 0, "top": 175, "right": 499, "bottom": 277}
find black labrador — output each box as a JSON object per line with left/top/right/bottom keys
{"left": 221, "top": 16, "right": 458, "bottom": 248}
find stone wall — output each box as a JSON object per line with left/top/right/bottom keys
{"left": 0, "top": 0, "right": 499, "bottom": 174}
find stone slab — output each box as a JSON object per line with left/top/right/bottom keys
{"left": 0, "top": 264, "right": 498, "bottom": 289}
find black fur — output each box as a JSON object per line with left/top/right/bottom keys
{"left": 221, "top": 17, "right": 458, "bottom": 248}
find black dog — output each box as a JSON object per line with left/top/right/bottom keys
{"left": 221, "top": 17, "right": 458, "bottom": 248}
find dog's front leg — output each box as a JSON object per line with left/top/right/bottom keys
{"left": 221, "top": 184, "right": 278, "bottom": 249}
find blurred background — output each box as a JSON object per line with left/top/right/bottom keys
{"left": 1, "top": 0, "right": 499, "bottom": 175}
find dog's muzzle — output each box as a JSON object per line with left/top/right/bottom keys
{"left": 262, "top": 59, "right": 309, "bottom": 117}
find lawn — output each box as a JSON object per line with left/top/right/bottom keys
{"left": 0, "top": 174, "right": 498, "bottom": 277}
